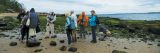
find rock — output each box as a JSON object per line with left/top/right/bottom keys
{"left": 157, "top": 44, "right": 160, "bottom": 47}
{"left": 34, "top": 49, "right": 43, "bottom": 52}
{"left": 26, "top": 39, "right": 41, "bottom": 47}
{"left": 10, "top": 36, "right": 15, "bottom": 39}
{"left": 77, "top": 37, "right": 80, "bottom": 39}
{"left": 51, "top": 35, "right": 57, "bottom": 38}
{"left": 39, "top": 38, "right": 42, "bottom": 40}
{"left": 98, "top": 38, "right": 105, "bottom": 41}
{"left": 124, "top": 47, "right": 128, "bottom": 49}
{"left": 59, "top": 46, "right": 67, "bottom": 51}
{"left": 9, "top": 42, "right": 17, "bottom": 46}
{"left": 148, "top": 27, "right": 160, "bottom": 35}
{"left": 107, "top": 44, "right": 110, "bottom": 46}
{"left": 68, "top": 47, "right": 77, "bottom": 52}
{"left": 50, "top": 41, "right": 57, "bottom": 46}
{"left": 112, "top": 50, "right": 127, "bottom": 53}
{"left": 44, "top": 36, "right": 49, "bottom": 39}
{"left": 148, "top": 43, "right": 153, "bottom": 45}
{"left": 59, "top": 40, "right": 65, "bottom": 43}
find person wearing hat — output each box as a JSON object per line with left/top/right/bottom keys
{"left": 46, "top": 12, "right": 57, "bottom": 38}
{"left": 89, "top": 10, "right": 98, "bottom": 43}
{"left": 77, "top": 12, "right": 89, "bottom": 39}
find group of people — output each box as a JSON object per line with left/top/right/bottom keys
{"left": 17, "top": 8, "right": 109, "bottom": 47}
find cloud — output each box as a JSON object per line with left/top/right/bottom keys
{"left": 18, "top": 0, "right": 160, "bottom": 14}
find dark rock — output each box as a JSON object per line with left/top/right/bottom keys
{"left": 51, "top": 35, "right": 57, "bottom": 38}
{"left": 157, "top": 44, "right": 160, "bottom": 46}
{"left": 59, "top": 46, "right": 67, "bottom": 51}
{"left": 50, "top": 41, "right": 57, "bottom": 46}
{"left": 26, "top": 39, "right": 41, "bottom": 47}
{"left": 77, "top": 37, "right": 80, "bottom": 39}
{"left": 59, "top": 40, "right": 65, "bottom": 43}
{"left": 107, "top": 44, "right": 110, "bottom": 46}
{"left": 112, "top": 50, "right": 127, "bottom": 53}
{"left": 39, "top": 38, "right": 42, "bottom": 40}
{"left": 148, "top": 43, "right": 153, "bottom": 45}
{"left": 128, "top": 28, "right": 136, "bottom": 33}
{"left": 34, "top": 49, "right": 43, "bottom": 52}
{"left": 68, "top": 47, "right": 77, "bottom": 52}
{"left": 124, "top": 47, "right": 128, "bottom": 49}
{"left": 9, "top": 42, "right": 17, "bottom": 46}
{"left": 148, "top": 27, "right": 160, "bottom": 35}
{"left": 44, "top": 36, "right": 49, "bottom": 39}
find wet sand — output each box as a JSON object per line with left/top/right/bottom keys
{"left": 0, "top": 29, "right": 159, "bottom": 53}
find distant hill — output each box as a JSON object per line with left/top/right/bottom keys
{"left": 0, "top": 0, "right": 24, "bottom": 13}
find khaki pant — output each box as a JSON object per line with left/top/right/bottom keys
{"left": 46, "top": 23, "right": 54, "bottom": 36}
{"left": 72, "top": 30, "right": 77, "bottom": 42}
{"left": 29, "top": 28, "right": 36, "bottom": 37}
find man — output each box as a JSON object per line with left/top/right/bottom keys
{"left": 70, "top": 11, "right": 77, "bottom": 42}
{"left": 89, "top": 10, "right": 98, "bottom": 43}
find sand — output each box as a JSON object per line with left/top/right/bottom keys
{"left": 0, "top": 29, "right": 159, "bottom": 53}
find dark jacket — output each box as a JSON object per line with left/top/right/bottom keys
{"left": 29, "top": 11, "right": 39, "bottom": 28}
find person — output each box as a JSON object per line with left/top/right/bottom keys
{"left": 17, "top": 9, "right": 26, "bottom": 22}
{"left": 77, "top": 12, "right": 89, "bottom": 39}
{"left": 46, "top": 12, "right": 57, "bottom": 37}
{"left": 20, "top": 11, "right": 29, "bottom": 43}
{"left": 28, "top": 8, "right": 39, "bottom": 40}
{"left": 89, "top": 10, "right": 98, "bottom": 43}
{"left": 70, "top": 11, "right": 77, "bottom": 42}
{"left": 65, "top": 12, "right": 73, "bottom": 45}
{"left": 98, "top": 24, "right": 111, "bottom": 41}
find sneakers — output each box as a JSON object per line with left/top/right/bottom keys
{"left": 90, "top": 40, "right": 97, "bottom": 43}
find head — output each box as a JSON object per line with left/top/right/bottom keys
{"left": 82, "top": 12, "right": 85, "bottom": 16}
{"left": 50, "top": 12, "right": 55, "bottom": 16}
{"left": 25, "top": 11, "right": 29, "bottom": 15}
{"left": 91, "top": 10, "right": 96, "bottom": 15}
{"left": 30, "top": 8, "right": 35, "bottom": 12}
{"left": 70, "top": 11, "right": 74, "bottom": 15}
{"left": 21, "top": 9, "right": 25, "bottom": 13}
{"left": 65, "top": 12, "right": 71, "bottom": 17}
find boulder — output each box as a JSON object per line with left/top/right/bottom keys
{"left": 112, "top": 50, "right": 127, "bottom": 53}
{"left": 59, "top": 46, "right": 67, "bottom": 51}
{"left": 148, "top": 27, "right": 160, "bottom": 35}
{"left": 26, "top": 39, "right": 41, "bottom": 47}
{"left": 50, "top": 41, "right": 57, "bottom": 46}
{"left": 59, "top": 40, "right": 65, "bottom": 43}
{"left": 51, "top": 35, "right": 57, "bottom": 38}
{"left": 157, "top": 44, "right": 160, "bottom": 47}
{"left": 68, "top": 47, "right": 77, "bottom": 52}
{"left": 9, "top": 41, "right": 17, "bottom": 46}
{"left": 124, "top": 47, "right": 128, "bottom": 49}
{"left": 34, "top": 49, "right": 43, "bottom": 52}
{"left": 44, "top": 36, "right": 49, "bottom": 39}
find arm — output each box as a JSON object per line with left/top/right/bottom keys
{"left": 51, "top": 15, "right": 56, "bottom": 23}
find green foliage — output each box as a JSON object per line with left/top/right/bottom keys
{"left": 0, "top": 0, "right": 23, "bottom": 13}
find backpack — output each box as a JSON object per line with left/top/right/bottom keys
{"left": 95, "top": 16, "right": 100, "bottom": 24}
{"left": 67, "top": 17, "right": 76, "bottom": 29}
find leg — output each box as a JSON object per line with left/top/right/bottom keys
{"left": 67, "top": 29, "right": 72, "bottom": 45}
{"left": 26, "top": 27, "right": 29, "bottom": 41}
{"left": 21, "top": 26, "right": 25, "bottom": 40}
{"left": 91, "top": 26, "right": 97, "bottom": 43}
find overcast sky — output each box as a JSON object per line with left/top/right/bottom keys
{"left": 18, "top": 0, "right": 160, "bottom": 14}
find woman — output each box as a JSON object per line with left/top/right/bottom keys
{"left": 65, "top": 12, "right": 73, "bottom": 45}
{"left": 46, "top": 12, "right": 56, "bottom": 37}
{"left": 77, "top": 12, "right": 89, "bottom": 39}
{"left": 20, "top": 11, "right": 29, "bottom": 43}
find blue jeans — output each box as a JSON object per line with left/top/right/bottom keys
{"left": 66, "top": 29, "right": 72, "bottom": 45}
{"left": 91, "top": 26, "right": 97, "bottom": 42}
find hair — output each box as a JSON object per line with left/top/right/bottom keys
{"left": 30, "top": 8, "right": 35, "bottom": 12}
{"left": 65, "top": 12, "right": 70, "bottom": 17}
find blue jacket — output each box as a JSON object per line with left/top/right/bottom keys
{"left": 89, "top": 15, "right": 97, "bottom": 26}
{"left": 29, "top": 12, "right": 39, "bottom": 28}
{"left": 65, "top": 16, "right": 76, "bottom": 29}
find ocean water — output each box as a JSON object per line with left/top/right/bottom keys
{"left": 98, "top": 13, "right": 160, "bottom": 20}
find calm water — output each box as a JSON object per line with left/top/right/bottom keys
{"left": 98, "top": 13, "right": 160, "bottom": 20}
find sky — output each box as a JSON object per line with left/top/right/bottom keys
{"left": 18, "top": 0, "right": 160, "bottom": 14}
